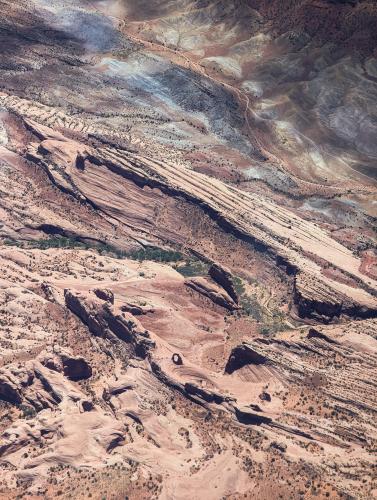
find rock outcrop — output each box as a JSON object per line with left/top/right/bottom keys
{"left": 93, "top": 288, "right": 115, "bottom": 304}
{"left": 1, "top": 92, "right": 376, "bottom": 322}
{"left": 0, "top": 355, "right": 89, "bottom": 411}
{"left": 0, "top": 0, "right": 376, "bottom": 495}
{"left": 209, "top": 263, "right": 239, "bottom": 304}
{"left": 185, "top": 277, "right": 239, "bottom": 310}
{"left": 64, "top": 289, "right": 155, "bottom": 358}
{"left": 225, "top": 344, "right": 269, "bottom": 374}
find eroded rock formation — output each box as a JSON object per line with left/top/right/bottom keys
{"left": 0, "top": 0, "right": 376, "bottom": 498}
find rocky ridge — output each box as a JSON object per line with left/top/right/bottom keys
{"left": 1, "top": 92, "right": 376, "bottom": 321}
{"left": 0, "top": 0, "right": 376, "bottom": 498}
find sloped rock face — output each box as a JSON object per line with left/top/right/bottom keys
{"left": 225, "top": 320, "right": 377, "bottom": 419}
{"left": 0, "top": 357, "right": 87, "bottom": 411}
{"left": 225, "top": 344, "right": 269, "bottom": 374}
{"left": 185, "top": 276, "right": 239, "bottom": 310}
{"left": 64, "top": 289, "right": 107, "bottom": 337}
{"left": 293, "top": 275, "right": 344, "bottom": 321}
{"left": 184, "top": 382, "right": 227, "bottom": 405}
{"left": 0, "top": 0, "right": 376, "bottom": 497}
{"left": 4, "top": 94, "right": 374, "bottom": 321}
{"left": 64, "top": 289, "right": 155, "bottom": 358}
{"left": 0, "top": 247, "right": 376, "bottom": 499}
{"left": 307, "top": 328, "right": 338, "bottom": 344}
{"left": 294, "top": 274, "right": 377, "bottom": 321}
{"left": 209, "top": 263, "right": 239, "bottom": 304}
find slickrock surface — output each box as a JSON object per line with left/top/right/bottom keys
{"left": 0, "top": 0, "right": 376, "bottom": 498}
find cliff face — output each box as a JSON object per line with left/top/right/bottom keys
{"left": 0, "top": 0, "right": 376, "bottom": 498}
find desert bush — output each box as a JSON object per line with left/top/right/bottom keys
{"left": 176, "top": 260, "right": 209, "bottom": 277}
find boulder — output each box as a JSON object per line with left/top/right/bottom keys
{"left": 93, "top": 288, "right": 114, "bottom": 304}
{"left": 120, "top": 302, "right": 144, "bottom": 315}
{"left": 259, "top": 391, "right": 271, "bottom": 402}
{"left": 234, "top": 405, "right": 272, "bottom": 425}
{"left": 269, "top": 441, "right": 287, "bottom": 453}
{"left": 80, "top": 400, "right": 94, "bottom": 412}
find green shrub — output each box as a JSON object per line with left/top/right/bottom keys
{"left": 240, "top": 294, "right": 263, "bottom": 321}
{"left": 176, "top": 260, "right": 209, "bottom": 277}
{"left": 2, "top": 238, "right": 185, "bottom": 264}
{"left": 231, "top": 276, "right": 287, "bottom": 333}
{"left": 19, "top": 404, "right": 36, "bottom": 419}
{"left": 126, "top": 247, "right": 184, "bottom": 263}
{"left": 33, "top": 236, "right": 87, "bottom": 250}
{"left": 231, "top": 276, "right": 245, "bottom": 296}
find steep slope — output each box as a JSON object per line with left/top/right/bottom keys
{"left": 0, "top": 0, "right": 376, "bottom": 499}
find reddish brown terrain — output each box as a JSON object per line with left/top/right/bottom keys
{"left": 0, "top": 0, "right": 376, "bottom": 498}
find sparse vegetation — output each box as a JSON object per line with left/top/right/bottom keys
{"left": 175, "top": 259, "right": 209, "bottom": 277}
{"left": 231, "top": 275, "right": 264, "bottom": 321}
{"left": 240, "top": 294, "right": 263, "bottom": 321}
{"left": 232, "top": 275, "right": 245, "bottom": 296}
{"left": 231, "top": 275, "right": 287, "bottom": 333}
{"left": 4, "top": 236, "right": 88, "bottom": 250}
{"left": 19, "top": 404, "right": 36, "bottom": 419}
{"left": 125, "top": 246, "right": 183, "bottom": 263}
{"left": 259, "top": 310, "right": 287, "bottom": 335}
{"left": 3, "top": 237, "right": 185, "bottom": 263}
